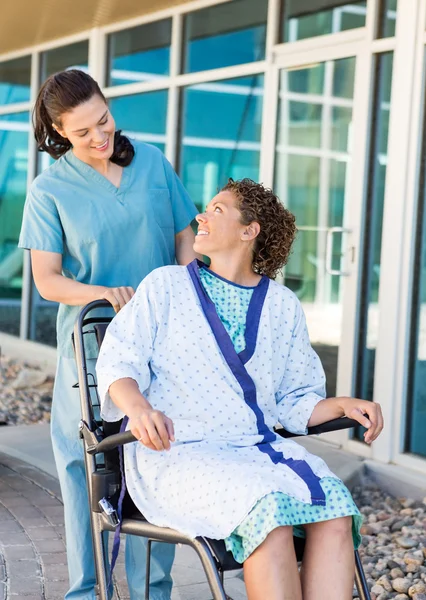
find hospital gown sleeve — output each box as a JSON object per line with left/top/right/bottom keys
{"left": 96, "top": 277, "right": 158, "bottom": 422}
{"left": 161, "top": 154, "right": 198, "bottom": 234}
{"left": 275, "top": 301, "right": 326, "bottom": 435}
{"left": 18, "top": 183, "right": 63, "bottom": 253}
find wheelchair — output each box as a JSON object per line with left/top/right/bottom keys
{"left": 73, "top": 299, "right": 371, "bottom": 600}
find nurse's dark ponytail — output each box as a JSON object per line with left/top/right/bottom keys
{"left": 33, "top": 69, "right": 134, "bottom": 166}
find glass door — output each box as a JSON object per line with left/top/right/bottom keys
{"left": 272, "top": 56, "right": 359, "bottom": 398}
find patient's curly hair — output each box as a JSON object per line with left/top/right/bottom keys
{"left": 221, "top": 178, "right": 297, "bottom": 280}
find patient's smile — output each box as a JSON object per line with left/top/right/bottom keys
{"left": 197, "top": 229, "right": 209, "bottom": 236}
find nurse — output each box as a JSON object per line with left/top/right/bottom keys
{"left": 18, "top": 69, "right": 198, "bottom": 600}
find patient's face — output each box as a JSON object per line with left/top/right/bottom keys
{"left": 194, "top": 191, "right": 246, "bottom": 256}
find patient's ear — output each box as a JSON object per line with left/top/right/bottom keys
{"left": 242, "top": 222, "right": 260, "bottom": 242}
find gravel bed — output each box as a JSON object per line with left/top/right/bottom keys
{"left": 0, "top": 356, "right": 53, "bottom": 425}
{"left": 352, "top": 481, "right": 426, "bottom": 599}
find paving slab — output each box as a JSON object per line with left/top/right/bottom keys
{"left": 0, "top": 425, "right": 56, "bottom": 479}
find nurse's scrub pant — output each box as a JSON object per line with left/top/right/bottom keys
{"left": 51, "top": 356, "right": 175, "bottom": 600}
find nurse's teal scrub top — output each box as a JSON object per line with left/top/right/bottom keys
{"left": 19, "top": 140, "right": 198, "bottom": 358}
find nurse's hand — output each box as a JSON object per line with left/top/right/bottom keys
{"left": 129, "top": 408, "right": 175, "bottom": 452}
{"left": 100, "top": 286, "right": 135, "bottom": 312}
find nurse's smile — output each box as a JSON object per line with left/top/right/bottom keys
{"left": 92, "top": 139, "right": 109, "bottom": 151}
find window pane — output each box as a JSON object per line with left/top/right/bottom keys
{"left": 107, "top": 19, "right": 171, "bottom": 87}
{"left": 288, "top": 63, "right": 325, "bottom": 95}
{"left": 406, "top": 55, "right": 426, "bottom": 458}
{"left": 0, "top": 112, "right": 29, "bottom": 336}
{"left": 333, "top": 57, "right": 356, "bottom": 99}
{"left": 407, "top": 198, "right": 426, "bottom": 456}
{"left": 29, "top": 154, "right": 57, "bottom": 347}
{"left": 378, "top": 0, "right": 397, "bottom": 38}
{"left": 332, "top": 107, "right": 353, "bottom": 152}
{"left": 183, "top": 0, "right": 267, "bottom": 74}
{"left": 0, "top": 57, "right": 31, "bottom": 105}
{"left": 109, "top": 91, "right": 168, "bottom": 152}
{"left": 31, "top": 294, "right": 58, "bottom": 346}
{"left": 282, "top": 1, "right": 366, "bottom": 42}
{"left": 179, "top": 75, "right": 263, "bottom": 211}
{"left": 287, "top": 102, "right": 322, "bottom": 149}
{"left": 274, "top": 58, "right": 356, "bottom": 396}
{"left": 356, "top": 53, "right": 393, "bottom": 426}
{"left": 40, "top": 41, "right": 89, "bottom": 80}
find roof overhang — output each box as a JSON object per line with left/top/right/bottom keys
{"left": 0, "top": 0, "right": 195, "bottom": 56}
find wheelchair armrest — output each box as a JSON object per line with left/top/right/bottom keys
{"left": 87, "top": 417, "right": 358, "bottom": 454}
{"left": 275, "top": 416, "right": 358, "bottom": 439}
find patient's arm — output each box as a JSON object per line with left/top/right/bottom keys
{"left": 276, "top": 301, "right": 383, "bottom": 443}
{"left": 109, "top": 377, "right": 175, "bottom": 452}
{"left": 308, "top": 396, "right": 383, "bottom": 444}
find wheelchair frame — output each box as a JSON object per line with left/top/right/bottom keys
{"left": 73, "top": 300, "right": 371, "bottom": 600}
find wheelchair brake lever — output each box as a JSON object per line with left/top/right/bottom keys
{"left": 79, "top": 420, "right": 104, "bottom": 454}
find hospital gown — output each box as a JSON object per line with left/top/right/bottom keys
{"left": 96, "top": 260, "right": 362, "bottom": 552}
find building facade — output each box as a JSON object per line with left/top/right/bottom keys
{"left": 2, "top": 0, "right": 426, "bottom": 472}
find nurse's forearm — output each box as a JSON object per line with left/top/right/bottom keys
{"left": 108, "top": 378, "right": 152, "bottom": 418}
{"left": 35, "top": 273, "right": 110, "bottom": 306}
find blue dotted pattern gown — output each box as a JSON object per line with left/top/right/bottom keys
{"left": 199, "top": 266, "right": 362, "bottom": 563}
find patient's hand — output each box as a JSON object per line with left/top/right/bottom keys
{"left": 129, "top": 408, "right": 175, "bottom": 451}
{"left": 309, "top": 396, "right": 384, "bottom": 444}
{"left": 339, "top": 398, "right": 383, "bottom": 444}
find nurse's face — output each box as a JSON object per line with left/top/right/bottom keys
{"left": 54, "top": 94, "right": 116, "bottom": 162}
{"left": 194, "top": 191, "right": 259, "bottom": 257}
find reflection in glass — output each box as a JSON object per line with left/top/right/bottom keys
{"left": 287, "top": 102, "right": 322, "bottom": 149}
{"left": 40, "top": 41, "right": 89, "bottom": 81}
{"left": 406, "top": 57, "right": 426, "bottom": 458}
{"left": 274, "top": 58, "right": 356, "bottom": 396}
{"left": 282, "top": 1, "right": 366, "bottom": 42}
{"left": 288, "top": 64, "right": 325, "bottom": 95}
{"left": 30, "top": 146, "right": 58, "bottom": 346}
{"left": 332, "top": 107, "right": 353, "bottom": 152}
{"left": 0, "top": 57, "right": 31, "bottom": 105}
{"left": 183, "top": 0, "right": 267, "bottom": 74}
{"left": 379, "top": 0, "right": 397, "bottom": 38}
{"left": 31, "top": 290, "right": 58, "bottom": 347}
{"left": 0, "top": 112, "right": 29, "bottom": 336}
{"left": 407, "top": 201, "right": 426, "bottom": 456}
{"left": 107, "top": 20, "right": 171, "bottom": 87}
{"left": 356, "top": 54, "right": 393, "bottom": 424}
{"left": 109, "top": 91, "right": 168, "bottom": 152}
{"left": 179, "top": 76, "right": 263, "bottom": 211}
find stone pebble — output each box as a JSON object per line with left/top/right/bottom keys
{"left": 0, "top": 356, "right": 53, "bottom": 426}
{"left": 352, "top": 482, "right": 426, "bottom": 600}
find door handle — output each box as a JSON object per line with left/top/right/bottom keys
{"left": 325, "top": 227, "right": 352, "bottom": 276}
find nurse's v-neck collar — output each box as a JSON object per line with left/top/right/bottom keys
{"left": 188, "top": 259, "right": 269, "bottom": 365}
{"left": 66, "top": 148, "right": 132, "bottom": 197}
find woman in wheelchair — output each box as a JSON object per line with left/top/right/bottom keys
{"left": 96, "top": 178, "right": 383, "bottom": 600}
